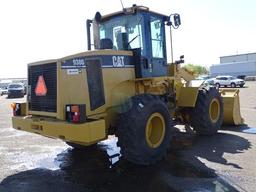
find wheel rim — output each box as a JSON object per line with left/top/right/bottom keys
{"left": 145, "top": 113, "right": 166, "bottom": 148}
{"left": 231, "top": 83, "right": 235, "bottom": 87}
{"left": 209, "top": 98, "right": 220, "bottom": 123}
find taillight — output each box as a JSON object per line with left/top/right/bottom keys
{"left": 11, "top": 103, "right": 21, "bottom": 116}
{"left": 66, "top": 104, "right": 86, "bottom": 123}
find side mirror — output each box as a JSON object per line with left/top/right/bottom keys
{"left": 174, "top": 14, "right": 181, "bottom": 27}
{"left": 167, "top": 14, "right": 181, "bottom": 28}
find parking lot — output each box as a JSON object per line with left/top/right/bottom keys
{"left": 0, "top": 82, "right": 255, "bottom": 192}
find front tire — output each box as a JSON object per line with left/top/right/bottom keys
{"left": 190, "top": 86, "right": 223, "bottom": 135}
{"left": 117, "top": 95, "right": 172, "bottom": 165}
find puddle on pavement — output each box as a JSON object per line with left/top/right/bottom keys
{"left": 3, "top": 133, "right": 240, "bottom": 191}
{"left": 242, "top": 127, "right": 256, "bottom": 134}
{"left": 36, "top": 156, "right": 62, "bottom": 170}
{"left": 42, "top": 134, "right": 238, "bottom": 191}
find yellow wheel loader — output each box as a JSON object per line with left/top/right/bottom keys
{"left": 11, "top": 5, "right": 243, "bottom": 165}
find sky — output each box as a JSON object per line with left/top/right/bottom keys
{"left": 0, "top": 0, "right": 256, "bottom": 78}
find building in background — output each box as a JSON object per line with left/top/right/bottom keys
{"left": 210, "top": 53, "right": 256, "bottom": 78}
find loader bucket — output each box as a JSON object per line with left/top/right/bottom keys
{"left": 219, "top": 88, "right": 244, "bottom": 125}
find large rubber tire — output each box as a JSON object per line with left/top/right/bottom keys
{"left": 190, "top": 86, "right": 223, "bottom": 135}
{"left": 117, "top": 94, "right": 172, "bottom": 165}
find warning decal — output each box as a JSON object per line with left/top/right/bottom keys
{"left": 35, "top": 75, "right": 48, "bottom": 96}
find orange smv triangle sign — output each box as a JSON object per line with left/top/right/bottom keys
{"left": 35, "top": 75, "right": 47, "bottom": 96}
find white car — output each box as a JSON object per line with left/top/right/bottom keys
{"left": 214, "top": 75, "right": 245, "bottom": 88}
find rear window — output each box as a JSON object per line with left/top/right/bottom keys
{"left": 8, "top": 84, "right": 22, "bottom": 89}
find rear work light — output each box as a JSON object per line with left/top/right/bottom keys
{"left": 66, "top": 104, "right": 86, "bottom": 123}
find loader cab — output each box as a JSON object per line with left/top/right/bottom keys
{"left": 91, "top": 6, "right": 169, "bottom": 78}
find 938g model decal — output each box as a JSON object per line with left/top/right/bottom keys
{"left": 61, "top": 55, "right": 134, "bottom": 69}
{"left": 62, "top": 58, "right": 86, "bottom": 69}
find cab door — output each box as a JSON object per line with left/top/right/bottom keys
{"left": 149, "top": 15, "right": 167, "bottom": 77}
{"left": 133, "top": 13, "right": 168, "bottom": 78}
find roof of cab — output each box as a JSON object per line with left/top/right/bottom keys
{"left": 101, "top": 5, "right": 168, "bottom": 21}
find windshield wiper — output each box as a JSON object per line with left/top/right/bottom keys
{"left": 127, "top": 35, "right": 139, "bottom": 47}
{"left": 126, "top": 16, "right": 143, "bottom": 48}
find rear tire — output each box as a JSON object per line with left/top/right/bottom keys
{"left": 190, "top": 86, "right": 223, "bottom": 135}
{"left": 117, "top": 94, "right": 172, "bottom": 165}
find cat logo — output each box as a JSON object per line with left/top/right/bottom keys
{"left": 112, "top": 56, "right": 124, "bottom": 67}
{"left": 35, "top": 75, "right": 47, "bottom": 96}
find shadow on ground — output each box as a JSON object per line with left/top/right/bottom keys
{"left": 0, "top": 130, "right": 250, "bottom": 192}
{"left": 181, "top": 132, "right": 251, "bottom": 170}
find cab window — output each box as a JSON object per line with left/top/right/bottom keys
{"left": 99, "top": 14, "right": 144, "bottom": 52}
{"left": 150, "top": 16, "right": 164, "bottom": 58}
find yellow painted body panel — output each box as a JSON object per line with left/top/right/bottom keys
{"left": 177, "top": 87, "right": 199, "bottom": 107}
{"left": 19, "top": 103, "right": 27, "bottom": 116}
{"left": 21, "top": 50, "right": 137, "bottom": 144}
{"left": 12, "top": 116, "right": 106, "bottom": 145}
{"left": 28, "top": 50, "right": 135, "bottom": 119}
{"left": 220, "top": 88, "right": 244, "bottom": 125}
{"left": 29, "top": 111, "right": 57, "bottom": 117}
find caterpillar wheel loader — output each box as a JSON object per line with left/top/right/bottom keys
{"left": 11, "top": 5, "right": 243, "bottom": 165}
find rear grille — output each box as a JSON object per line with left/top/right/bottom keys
{"left": 28, "top": 63, "right": 57, "bottom": 113}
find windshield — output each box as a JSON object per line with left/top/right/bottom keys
{"left": 8, "top": 84, "right": 22, "bottom": 89}
{"left": 99, "top": 14, "right": 144, "bottom": 52}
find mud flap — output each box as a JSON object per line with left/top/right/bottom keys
{"left": 219, "top": 88, "right": 244, "bottom": 125}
